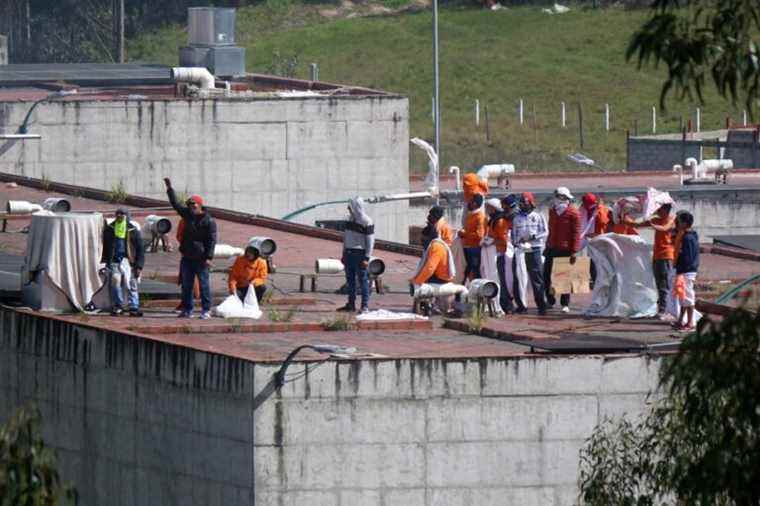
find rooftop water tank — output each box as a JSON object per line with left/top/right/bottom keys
{"left": 188, "top": 7, "right": 236, "bottom": 47}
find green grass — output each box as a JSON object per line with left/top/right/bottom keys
{"left": 128, "top": 3, "right": 743, "bottom": 172}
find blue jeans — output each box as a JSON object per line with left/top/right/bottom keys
{"left": 180, "top": 257, "right": 211, "bottom": 312}
{"left": 344, "top": 249, "right": 369, "bottom": 309}
{"left": 463, "top": 247, "right": 482, "bottom": 282}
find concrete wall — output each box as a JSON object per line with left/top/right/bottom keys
{"left": 627, "top": 137, "right": 701, "bottom": 171}
{"left": 0, "top": 96, "right": 410, "bottom": 242}
{"left": 1, "top": 308, "right": 662, "bottom": 506}
{"left": 725, "top": 129, "right": 760, "bottom": 168}
{"left": 0, "top": 35, "right": 7, "bottom": 65}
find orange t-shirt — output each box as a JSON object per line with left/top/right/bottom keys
{"left": 461, "top": 210, "right": 486, "bottom": 248}
{"left": 651, "top": 216, "right": 675, "bottom": 261}
{"left": 595, "top": 204, "right": 612, "bottom": 235}
{"left": 413, "top": 241, "right": 453, "bottom": 285}
{"left": 611, "top": 214, "right": 639, "bottom": 236}
{"left": 228, "top": 256, "right": 268, "bottom": 293}
{"left": 489, "top": 216, "right": 511, "bottom": 253}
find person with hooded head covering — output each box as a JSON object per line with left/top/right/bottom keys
{"left": 101, "top": 207, "right": 145, "bottom": 316}
{"left": 164, "top": 177, "right": 218, "bottom": 319}
{"left": 544, "top": 187, "right": 582, "bottom": 313}
{"left": 337, "top": 197, "right": 375, "bottom": 314}
{"left": 483, "top": 197, "right": 514, "bottom": 313}
{"left": 579, "top": 192, "right": 611, "bottom": 289}
{"left": 510, "top": 192, "right": 548, "bottom": 315}
{"left": 458, "top": 193, "right": 487, "bottom": 283}
{"left": 228, "top": 245, "right": 269, "bottom": 303}
{"left": 427, "top": 205, "right": 453, "bottom": 246}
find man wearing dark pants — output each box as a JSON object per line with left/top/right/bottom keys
{"left": 510, "top": 192, "right": 548, "bottom": 315}
{"left": 164, "top": 177, "right": 217, "bottom": 319}
{"left": 337, "top": 197, "right": 375, "bottom": 314}
{"left": 544, "top": 187, "right": 582, "bottom": 313}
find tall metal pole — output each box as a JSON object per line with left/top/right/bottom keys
{"left": 118, "top": 0, "right": 125, "bottom": 63}
{"left": 432, "top": 0, "right": 440, "bottom": 201}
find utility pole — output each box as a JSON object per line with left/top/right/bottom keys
{"left": 432, "top": 0, "right": 441, "bottom": 171}
{"left": 113, "top": 0, "right": 125, "bottom": 63}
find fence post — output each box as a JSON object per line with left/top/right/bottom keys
{"left": 561, "top": 101, "right": 566, "bottom": 128}
{"left": 743, "top": 110, "right": 748, "bottom": 126}
{"left": 578, "top": 102, "right": 584, "bottom": 149}
{"left": 432, "top": 96, "right": 435, "bottom": 123}
{"left": 695, "top": 107, "right": 701, "bottom": 133}
{"left": 652, "top": 106, "right": 657, "bottom": 134}
{"left": 485, "top": 105, "right": 491, "bottom": 143}
{"left": 519, "top": 98, "right": 524, "bottom": 126}
{"left": 604, "top": 103, "right": 610, "bottom": 131}
{"left": 475, "top": 99, "right": 480, "bottom": 127}
{"left": 309, "top": 63, "right": 319, "bottom": 81}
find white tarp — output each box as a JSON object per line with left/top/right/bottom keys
{"left": 612, "top": 187, "right": 674, "bottom": 224}
{"left": 212, "top": 285, "right": 263, "bottom": 319}
{"left": 585, "top": 233, "right": 658, "bottom": 318}
{"left": 480, "top": 243, "right": 505, "bottom": 315}
{"left": 512, "top": 244, "right": 535, "bottom": 309}
{"left": 24, "top": 212, "right": 105, "bottom": 311}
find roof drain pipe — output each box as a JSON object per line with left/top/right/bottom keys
{"left": 171, "top": 67, "right": 216, "bottom": 90}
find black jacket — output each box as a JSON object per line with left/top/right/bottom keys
{"left": 676, "top": 230, "right": 699, "bottom": 274}
{"left": 167, "top": 188, "right": 217, "bottom": 260}
{"left": 101, "top": 219, "right": 145, "bottom": 269}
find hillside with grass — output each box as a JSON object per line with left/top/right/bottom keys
{"left": 128, "top": 2, "right": 743, "bottom": 173}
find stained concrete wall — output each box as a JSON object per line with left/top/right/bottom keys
{"left": 0, "top": 35, "right": 7, "bottom": 65}
{"left": 0, "top": 96, "right": 410, "bottom": 242}
{"left": 0, "top": 308, "right": 662, "bottom": 506}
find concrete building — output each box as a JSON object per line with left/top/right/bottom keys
{"left": 1, "top": 177, "right": 756, "bottom": 505}
{"left": 0, "top": 35, "right": 7, "bottom": 65}
{"left": 0, "top": 67, "right": 410, "bottom": 242}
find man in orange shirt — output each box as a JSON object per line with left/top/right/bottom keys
{"left": 484, "top": 196, "right": 516, "bottom": 313}
{"left": 636, "top": 203, "right": 675, "bottom": 317}
{"left": 580, "top": 193, "right": 611, "bottom": 288}
{"left": 228, "top": 246, "right": 269, "bottom": 303}
{"left": 412, "top": 225, "right": 454, "bottom": 286}
{"left": 458, "top": 193, "right": 486, "bottom": 283}
{"left": 427, "top": 206, "right": 454, "bottom": 246}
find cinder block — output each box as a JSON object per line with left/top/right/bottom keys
{"left": 426, "top": 440, "right": 583, "bottom": 488}
{"left": 480, "top": 356, "right": 604, "bottom": 396}
{"left": 598, "top": 356, "right": 661, "bottom": 394}
{"left": 381, "top": 488, "right": 425, "bottom": 506}
{"left": 287, "top": 121, "right": 348, "bottom": 160}
{"left": 426, "top": 395, "right": 598, "bottom": 443}
{"left": 280, "top": 398, "right": 426, "bottom": 445}
{"left": 340, "top": 489, "right": 381, "bottom": 506}
{"left": 429, "top": 486, "right": 558, "bottom": 506}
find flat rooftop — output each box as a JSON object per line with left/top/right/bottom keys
{"left": 0, "top": 175, "right": 756, "bottom": 363}
{"left": 0, "top": 64, "right": 392, "bottom": 102}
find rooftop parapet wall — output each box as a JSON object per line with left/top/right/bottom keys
{"left": 0, "top": 95, "right": 410, "bottom": 242}
{"left": 1, "top": 307, "right": 663, "bottom": 506}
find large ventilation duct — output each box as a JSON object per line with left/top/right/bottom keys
{"left": 172, "top": 67, "right": 215, "bottom": 89}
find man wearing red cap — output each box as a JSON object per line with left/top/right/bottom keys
{"left": 164, "top": 178, "right": 218, "bottom": 319}
{"left": 580, "top": 192, "right": 611, "bottom": 288}
{"left": 544, "top": 187, "right": 582, "bottom": 313}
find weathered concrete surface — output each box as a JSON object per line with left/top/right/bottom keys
{"left": 1, "top": 307, "right": 662, "bottom": 506}
{"left": 0, "top": 35, "right": 7, "bottom": 65}
{"left": 0, "top": 96, "right": 410, "bottom": 241}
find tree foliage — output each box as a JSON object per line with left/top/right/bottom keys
{"left": 579, "top": 308, "right": 760, "bottom": 506}
{"left": 0, "top": 405, "right": 77, "bottom": 506}
{"left": 627, "top": 0, "right": 760, "bottom": 112}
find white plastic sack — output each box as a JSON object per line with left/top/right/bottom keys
{"left": 512, "top": 244, "right": 535, "bottom": 309}
{"left": 212, "top": 286, "right": 263, "bottom": 319}
{"left": 585, "top": 234, "right": 657, "bottom": 318}
{"left": 450, "top": 236, "right": 467, "bottom": 284}
{"left": 356, "top": 309, "right": 428, "bottom": 321}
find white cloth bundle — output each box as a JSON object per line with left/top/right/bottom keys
{"left": 414, "top": 282, "right": 468, "bottom": 299}
{"left": 212, "top": 285, "right": 263, "bottom": 319}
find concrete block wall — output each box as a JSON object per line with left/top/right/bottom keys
{"left": 253, "top": 355, "right": 662, "bottom": 506}
{"left": 0, "top": 96, "right": 410, "bottom": 242}
{"left": 1, "top": 308, "right": 662, "bottom": 506}
{"left": 627, "top": 138, "right": 701, "bottom": 171}
{"left": 725, "top": 129, "right": 760, "bottom": 168}
{"left": 0, "top": 309, "right": 257, "bottom": 506}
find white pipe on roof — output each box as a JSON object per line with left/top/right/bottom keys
{"left": 172, "top": 67, "right": 215, "bottom": 90}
